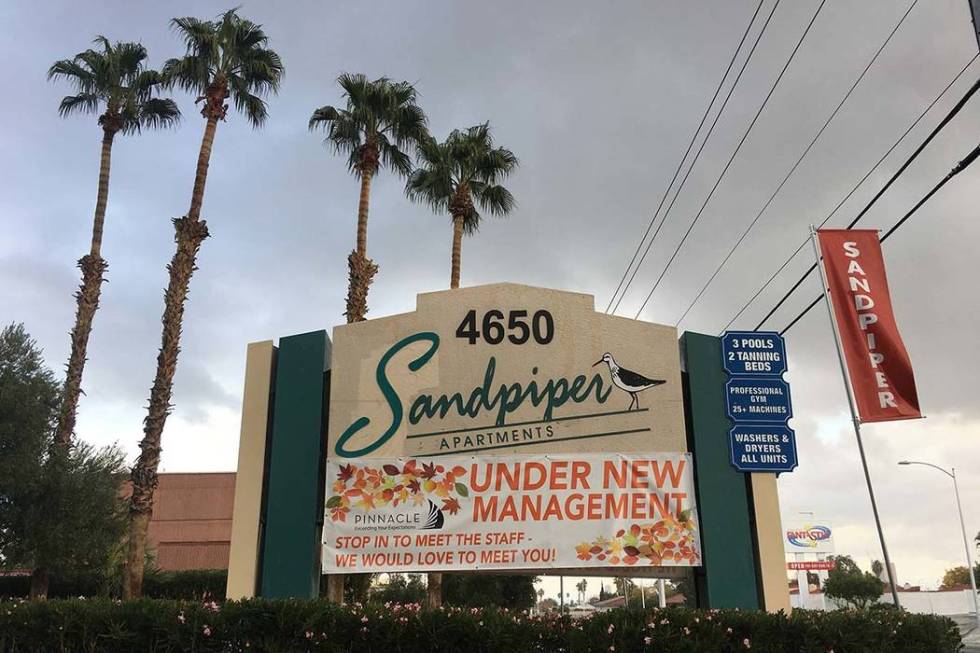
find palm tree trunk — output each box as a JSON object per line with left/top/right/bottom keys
{"left": 123, "top": 117, "right": 216, "bottom": 599}
{"left": 345, "top": 169, "right": 378, "bottom": 323}
{"left": 29, "top": 568, "right": 49, "bottom": 601}
{"left": 54, "top": 128, "right": 114, "bottom": 448}
{"left": 427, "top": 572, "right": 443, "bottom": 608}
{"left": 426, "top": 214, "right": 466, "bottom": 602}
{"left": 188, "top": 116, "right": 218, "bottom": 220}
{"left": 450, "top": 214, "right": 464, "bottom": 289}
{"left": 356, "top": 169, "right": 372, "bottom": 259}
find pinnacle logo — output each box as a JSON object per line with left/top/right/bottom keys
{"left": 423, "top": 500, "right": 445, "bottom": 530}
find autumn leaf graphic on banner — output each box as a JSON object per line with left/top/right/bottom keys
{"left": 325, "top": 460, "right": 470, "bottom": 522}
{"left": 574, "top": 511, "right": 700, "bottom": 566}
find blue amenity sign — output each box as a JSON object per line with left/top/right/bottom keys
{"left": 722, "top": 331, "right": 787, "bottom": 376}
{"left": 729, "top": 425, "right": 798, "bottom": 473}
{"left": 725, "top": 377, "right": 793, "bottom": 423}
{"left": 721, "top": 331, "right": 797, "bottom": 474}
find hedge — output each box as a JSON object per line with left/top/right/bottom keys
{"left": 0, "top": 569, "right": 227, "bottom": 601}
{"left": 0, "top": 599, "right": 962, "bottom": 652}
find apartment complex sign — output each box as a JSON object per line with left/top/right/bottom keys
{"left": 322, "top": 452, "right": 701, "bottom": 573}
{"left": 322, "top": 284, "right": 694, "bottom": 573}
{"left": 325, "top": 284, "right": 687, "bottom": 459}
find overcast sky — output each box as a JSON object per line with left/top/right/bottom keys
{"left": 2, "top": 0, "right": 979, "bottom": 594}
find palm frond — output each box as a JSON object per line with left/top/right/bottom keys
{"left": 138, "top": 97, "right": 181, "bottom": 131}
{"left": 131, "top": 69, "right": 163, "bottom": 95}
{"left": 229, "top": 74, "right": 268, "bottom": 127}
{"left": 408, "top": 122, "right": 518, "bottom": 230}
{"left": 166, "top": 9, "right": 282, "bottom": 125}
{"left": 308, "top": 104, "right": 340, "bottom": 130}
{"left": 378, "top": 137, "right": 413, "bottom": 178}
{"left": 478, "top": 146, "right": 519, "bottom": 184}
{"left": 475, "top": 183, "right": 516, "bottom": 217}
{"left": 311, "top": 107, "right": 361, "bottom": 157}
{"left": 91, "top": 35, "right": 113, "bottom": 53}
{"left": 170, "top": 16, "right": 218, "bottom": 58}
{"left": 313, "top": 73, "right": 427, "bottom": 177}
{"left": 75, "top": 49, "right": 111, "bottom": 89}
{"left": 57, "top": 93, "right": 100, "bottom": 117}
{"left": 161, "top": 55, "right": 210, "bottom": 93}
{"left": 47, "top": 59, "right": 95, "bottom": 89}
{"left": 50, "top": 37, "right": 178, "bottom": 133}
{"left": 460, "top": 209, "right": 483, "bottom": 235}
{"left": 113, "top": 41, "right": 148, "bottom": 79}
{"left": 235, "top": 47, "right": 283, "bottom": 94}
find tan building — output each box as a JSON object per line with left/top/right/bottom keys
{"left": 146, "top": 472, "right": 235, "bottom": 571}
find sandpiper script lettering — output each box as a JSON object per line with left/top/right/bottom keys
{"left": 333, "top": 332, "right": 613, "bottom": 458}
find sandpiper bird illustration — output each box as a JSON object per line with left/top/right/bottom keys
{"left": 593, "top": 352, "right": 666, "bottom": 411}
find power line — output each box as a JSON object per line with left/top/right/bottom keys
{"left": 779, "top": 142, "right": 980, "bottom": 335}
{"left": 603, "top": 0, "right": 766, "bottom": 314}
{"left": 632, "top": 0, "right": 829, "bottom": 320}
{"left": 608, "top": 0, "right": 783, "bottom": 315}
{"left": 718, "top": 53, "right": 978, "bottom": 333}
{"left": 750, "top": 71, "right": 980, "bottom": 331}
{"left": 673, "top": 0, "right": 919, "bottom": 331}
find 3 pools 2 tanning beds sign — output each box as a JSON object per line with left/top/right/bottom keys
{"left": 321, "top": 283, "right": 698, "bottom": 573}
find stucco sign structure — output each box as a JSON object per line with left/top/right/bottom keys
{"left": 226, "top": 282, "right": 791, "bottom": 612}
{"left": 326, "top": 284, "right": 687, "bottom": 459}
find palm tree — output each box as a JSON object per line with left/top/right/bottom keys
{"left": 406, "top": 124, "right": 515, "bottom": 604}
{"left": 309, "top": 74, "right": 428, "bottom": 322}
{"left": 47, "top": 38, "right": 179, "bottom": 451}
{"left": 406, "top": 123, "right": 517, "bottom": 289}
{"left": 122, "top": 9, "right": 283, "bottom": 599}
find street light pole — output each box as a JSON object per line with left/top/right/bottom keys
{"left": 898, "top": 460, "right": 979, "bottom": 627}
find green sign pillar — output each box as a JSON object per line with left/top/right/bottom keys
{"left": 260, "top": 330, "right": 330, "bottom": 598}
{"left": 681, "top": 332, "right": 760, "bottom": 609}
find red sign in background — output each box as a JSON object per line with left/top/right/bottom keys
{"left": 787, "top": 560, "right": 835, "bottom": 571}
{"left": 817, "top": 229, "right": 921, "bottom": 423}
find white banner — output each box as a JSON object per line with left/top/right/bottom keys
{"left": 321, "top": 452, "right": 701, "bottom": 573}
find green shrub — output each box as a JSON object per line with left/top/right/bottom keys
{"left": 0, "top": 569, "right": 227, "bottom": 600}
{"left": 0, "top": 599, "right": 962, "bottom": 652}
{"left": 142, "top": 569, "right": 227, "bottom": 601}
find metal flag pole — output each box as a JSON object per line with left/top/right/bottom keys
{"left": 808, "top": 224, "right": 901, "bottom": 608}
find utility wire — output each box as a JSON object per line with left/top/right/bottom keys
{"left": 633, "top": 0, "right": 829, "bottom": 320}
{"left": 608, "top": 0, "right": 783, "bottom": 315}
{"left": 718, "top": 53, "right": 978, "bottom": 333}
{"left": 673, "top": 0, "right": 918, "bottom": 331}
{"left": 779, "top": 142, "right": 980, "bottom": 335}
{"left": 603, "top": 0, "right": 767, "bottom": 314}
{"left": 750, "top": 70, "right": 980, "bottom": 331}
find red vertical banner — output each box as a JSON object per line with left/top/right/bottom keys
{"left": 817, "top": 229, "right": 921, "bottom": 422}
